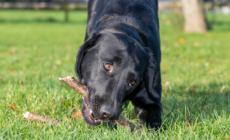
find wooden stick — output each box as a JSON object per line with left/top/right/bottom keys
{"left": 23, "top": 112, "right": 61, "bottom": 126}
{"left": 59, "top": 76, "right": 88, "bottom": 99}
{"left": 59, "top": 76, "right": 141, "bottom": 132}
{"left": 115, "top": 115, "right": 140, "bottom": 132}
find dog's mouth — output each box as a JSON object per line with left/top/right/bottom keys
{"left": 82, "top": 97, "right": 102, "bottom": 126}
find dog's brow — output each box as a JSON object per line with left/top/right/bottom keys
{"left": 101, "top": 54, "right": 123, "bottom": 64}
{"left": 126, "top": 72, "right": 136, "bottom": 80}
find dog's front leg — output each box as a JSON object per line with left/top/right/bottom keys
{"left": 135, "top": 104, "right": 162, "bottom": 131}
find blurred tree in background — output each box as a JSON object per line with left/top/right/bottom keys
{"left": 181, "top": 0, "right": 210, "bottom": 33}
{"left": 1, "top": 0, "right": 230, "bottom": 29}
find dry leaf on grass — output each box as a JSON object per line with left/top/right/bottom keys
{"left": 8, "top": 71, "right": 16, "bottom": 75}
{"left": 71, "top": 109, "right": 82, "bottom": 120}
{"left": 9, "top": 104, "right": 17, "bottom": 111}
{"left": 179, "top": 38, "right": 185, "bottom": 44}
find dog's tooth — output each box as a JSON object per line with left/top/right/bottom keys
{"left": 90, "top": 110, "right": 92, "bottom": 114}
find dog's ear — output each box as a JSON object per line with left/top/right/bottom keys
{"left": 75, "top": 31, "right": 100, "bottom": 80}
{"left": 143, "top": 48, "right": 161, "bottom": 100}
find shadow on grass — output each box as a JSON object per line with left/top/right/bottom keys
{"left": 120, "top": 81, "right": 230, "bottom": 131}
{"left": 0, "top": 17, "right": 87, "bottom": 24}
{"left": 162, "top": 82, "right": 230, "bottom": 123}
{"left": 210, "top": 21, "right": 230, "bottom": 32}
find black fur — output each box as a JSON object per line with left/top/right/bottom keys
{"left": 75, "top": 0, "right": 162, "bottom": 130}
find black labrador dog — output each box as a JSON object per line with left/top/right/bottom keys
{"left": 75, "top": 0, "right": 162, "bottom": 130}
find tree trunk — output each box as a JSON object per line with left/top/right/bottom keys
{"left": 63, "top": 0, "right": 68, "bottom": 22}
{"left": 181, "top": 0, "right": 210, "bottom": 33}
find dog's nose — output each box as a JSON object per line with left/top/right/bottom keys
{"left": 100, "top": 106, "right": 118, "bottom": 120}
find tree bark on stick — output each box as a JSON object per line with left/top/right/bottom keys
{"left": 24, "top": 112, "right": 62, "bottom": 126}
{"left": 182, "top": 0, "right": 210, "bottom": 32}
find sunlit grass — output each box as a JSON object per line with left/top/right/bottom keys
{"left": 0, "top": 10, "right": 230, "bottom": 139}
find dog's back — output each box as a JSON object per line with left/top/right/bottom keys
{"left": 86, "top": 0, "right": 160, "bottom": 62}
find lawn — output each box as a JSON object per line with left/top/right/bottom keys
{"left": 0, "top": 10, "right": 230, "bottom": 139}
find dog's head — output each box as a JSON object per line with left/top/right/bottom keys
{"left": 75, "top": 31, "right": 158, "bottom": 126}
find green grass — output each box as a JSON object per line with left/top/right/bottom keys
{"left": 0, "top": 10, "right": 230, "bottom": 139}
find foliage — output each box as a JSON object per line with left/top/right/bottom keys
{"left": 0, "top": 10, "right": 230, "bottom": 139}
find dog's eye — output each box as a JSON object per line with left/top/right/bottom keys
{"left": 129, "top": 80, "right": 136, "bottom": 86}
{"left": 103, "top": 63, "right": 112, "bottom": 72}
